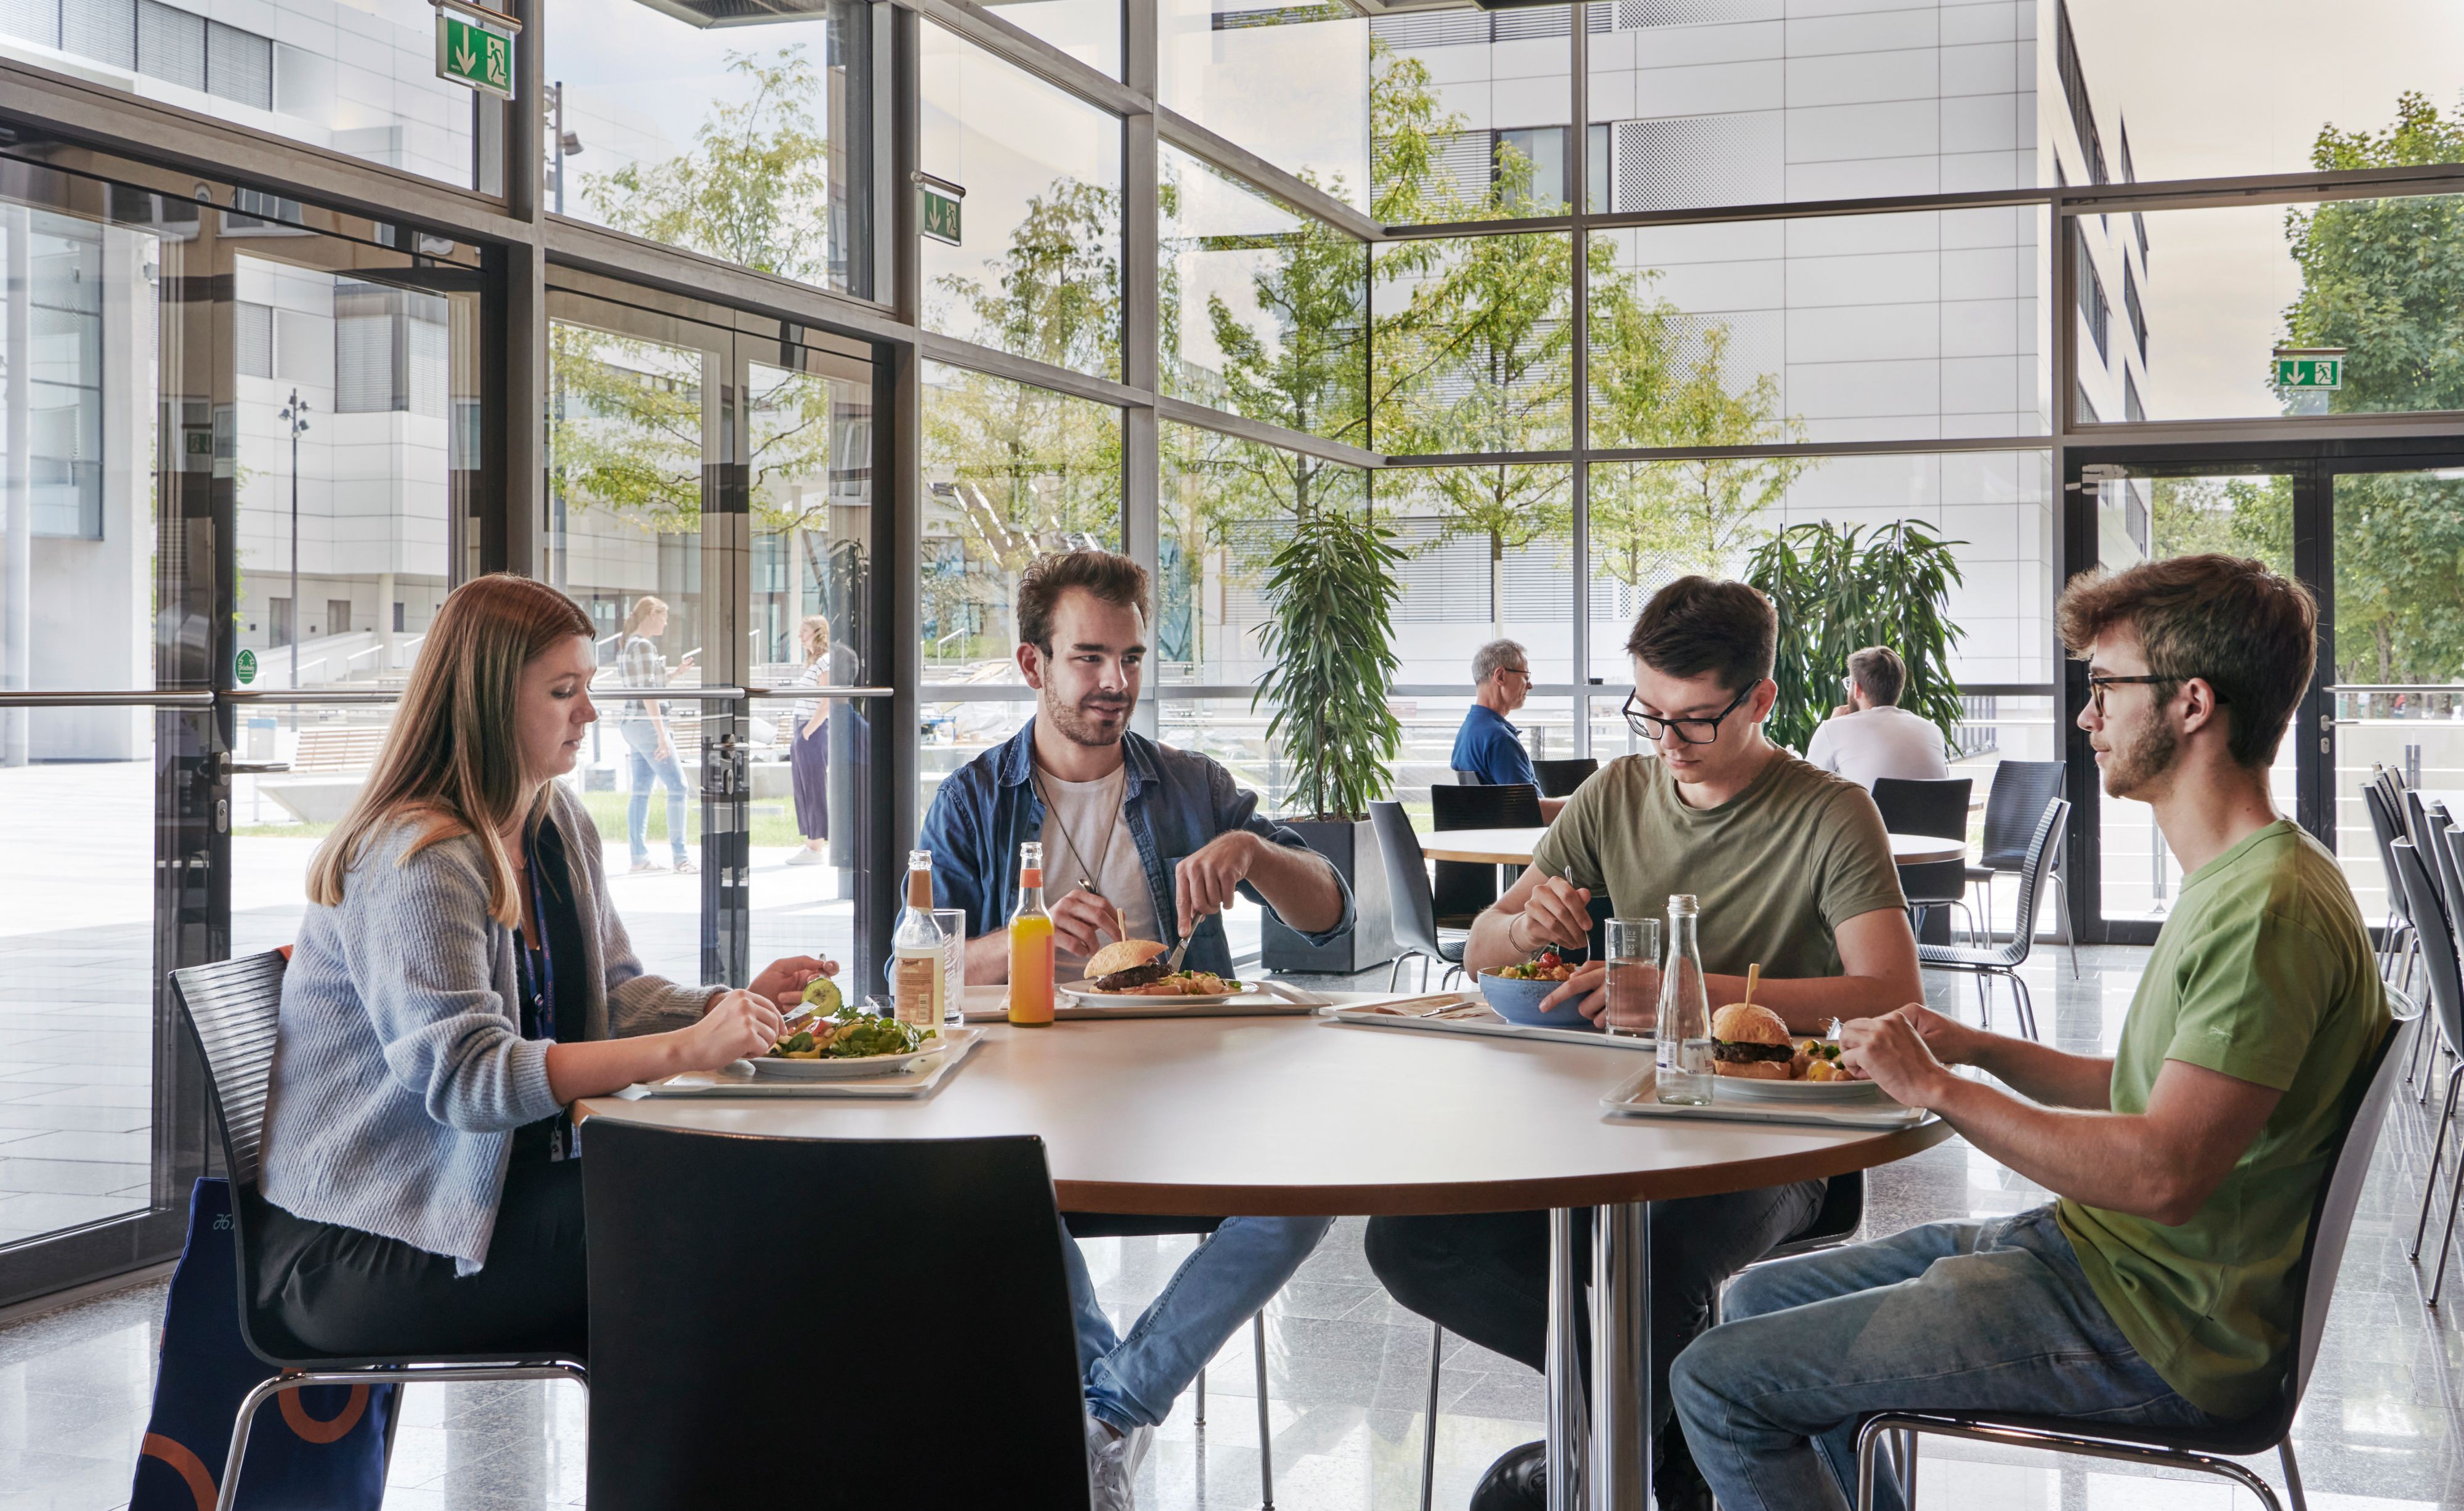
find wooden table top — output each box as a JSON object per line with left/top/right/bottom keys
{"left": 578, "top": 1005, "right": 1948, "bottom": 1217}
{"left": 1887, "top": 832, "right": 1968, "bottom": 865}
{"left": 1422, "top": 825, "right": 1550, "bottom": 865}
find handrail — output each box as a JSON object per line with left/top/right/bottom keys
{"left": 0, "top": 690, "right": 216, "bottom": 707}
{"left": 2332, "top": 684, "right": 2464, "bottom": 695}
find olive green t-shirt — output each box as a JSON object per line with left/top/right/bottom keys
{"left": 2056, "top": 820, "right": 2386, "bottom": 1420}
{"left": 1527, "top": 749, "right": 1907, "bottom": 981}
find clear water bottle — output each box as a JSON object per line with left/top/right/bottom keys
{"left": 1655, "top": 894, "right": 1714, "bottom": 1104}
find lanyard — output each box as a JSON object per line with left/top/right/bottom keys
{"left": 518, "top": 828, "right": 558, "bottom": 1044}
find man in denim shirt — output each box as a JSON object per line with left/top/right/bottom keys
{"left": 916, "top": 549, "right": 1352, "bottom": 1510}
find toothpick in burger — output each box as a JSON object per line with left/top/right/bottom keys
{"left": 1711, "top": 1002, "right": 1797, "bottom": 1080}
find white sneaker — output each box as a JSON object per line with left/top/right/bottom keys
{"left": 785, "top": 846, "right": 827, "bottom": 866}
{"left": 1085, "top": 1413, "right": 1138, "bottom": 1511}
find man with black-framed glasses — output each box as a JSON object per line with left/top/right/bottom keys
{"left": 1451, "top": 638, "right": 1568, "bottom": 819}
{"left": 1365, "top": 577, "right": 1922, "bottom": 1511}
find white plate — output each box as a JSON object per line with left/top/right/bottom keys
{"left": 1714, "top": 1072, "right": 1885, "bottom": 1104}
{"left": 1061, "top": 981, "right": 1247, "bottom": 1008}
{"left": 738, "top": 1036, "right": 949, "bottom": 1079}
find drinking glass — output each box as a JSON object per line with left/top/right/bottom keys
{"left": 933, "top": 908, "right": 967, "bottom": 1023}
{"left": 1604, "top": 918, "right": 1660, "bottom": 1036}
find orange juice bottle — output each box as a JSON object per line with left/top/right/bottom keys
{"left": 1007, "top": 841, "right": 1056, "bottom": 1026}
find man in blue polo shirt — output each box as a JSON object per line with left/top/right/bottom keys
{"left": 1451, "top": 639, "right": 1566, "bottom": 818}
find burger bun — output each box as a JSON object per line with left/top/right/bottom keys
{"left": 1710, "top": 1002, "right": 1790, "bottom": 1047}
{"left": 1084, "top": 938, "right": 1169, "bottom": 979}
{"left": 1714, "top": 1058, "right": 1794, "bottom": 1080}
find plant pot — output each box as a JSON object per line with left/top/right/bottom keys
{"left": 1261, "top": 817, "right": 1400, "bottom": 975}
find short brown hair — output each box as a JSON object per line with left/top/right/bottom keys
{"left": 1848, "top": 646, "right": 1907, "bottom": 707}
{"left": 1624, "top": 577, "right": 1777, "bottom": 694}
{"left": 1016, "top": 549, "right": 1151, "bottom": 656}
{"left": 2056, "top": 554, "right": 2317, "bottom": 769}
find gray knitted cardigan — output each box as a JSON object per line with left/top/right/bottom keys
{"left": 259, "top": 782, "right": 711, "bottom": 1271}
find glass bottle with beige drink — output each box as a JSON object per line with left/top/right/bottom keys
{"left": 891, "top": 849, "right": 946, "bottom": 1032}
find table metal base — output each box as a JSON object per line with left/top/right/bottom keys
{"left": 1546, "top": 1202, "right": 1653, "bottom": 1510}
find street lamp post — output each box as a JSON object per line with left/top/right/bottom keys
{"left": 278, "top": 388, "right": 310, "bottom": 729}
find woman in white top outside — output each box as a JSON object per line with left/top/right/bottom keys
{"left": 787, "top": 614, "right": 832, "bottom": 865}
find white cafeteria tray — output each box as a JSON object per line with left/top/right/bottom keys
{"left": 956, "top": 995, "right": 1321, "bottom": 1023}
{"left": 1599, "top": 1064, "right": 1931, "bottom": 1129}
{"left": 1323, "top": 995, "right": 1657, "bottom": 1052}
{"left": 622, "top": 1027, "right": 984, "bottom": 1098}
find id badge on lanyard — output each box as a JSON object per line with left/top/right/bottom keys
{"left": 521, "top": 834, "right": 569, "bottom": 1162}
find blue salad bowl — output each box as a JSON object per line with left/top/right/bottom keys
{"left": 1477, "top": 969, "right": 1595, "bottom": 1029}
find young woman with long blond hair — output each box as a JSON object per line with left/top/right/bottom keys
{"left": 254, "top": 573, "right": 834, "bottom": 1358}
{"left": 787, "top": 614, "right": 832, "bottom": 865}
{"left": 616, "top": 593, "right": 694, "bottom": 873}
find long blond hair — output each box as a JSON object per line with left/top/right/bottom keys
{"left": 306, "top": 574, "right": 594, "bottom": 927}
{"left": 622, "top": 594, "right": 668, "bottom": 641}
{"left": 798, "top": 614, "right": 830, "bottom": 663}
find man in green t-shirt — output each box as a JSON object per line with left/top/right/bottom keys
{"left": 1366, "top": 577, "right": 1924, "bottom": 1511}
{"left": 1670, "top": 554, "right": 2389, "bottom": 1511}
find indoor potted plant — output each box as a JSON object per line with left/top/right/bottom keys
{"left": 1745, "top": 517, "right": 1968, "bottom": 755}
{"left": 1250, "top": 501, "right": 1407, "bottom": 973}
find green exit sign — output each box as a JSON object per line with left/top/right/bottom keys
{"left": 918, "top": 175, "right": 965, "bottom": 246}
{"left": 434, "top": 2, "right": 516, "bottom": 100}
{"left": 2274, "top": 349, "right": 2346, "bottom": 390}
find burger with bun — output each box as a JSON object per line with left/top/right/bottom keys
{"left": 1085, "top": 938, "right": 1170, "bottom": 991}
{"left": 1711, "top": 1002, "right": 1797, "bottom": 1080}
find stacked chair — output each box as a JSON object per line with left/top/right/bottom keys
{"left": 1967, "top": 761, "right": 2080, "bottom": 976}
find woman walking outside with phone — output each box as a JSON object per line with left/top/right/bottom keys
{"left": 617, "top": 595, "right": 694, "bottom": 875}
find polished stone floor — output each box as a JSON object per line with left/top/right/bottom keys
{"left": 3, "top": 944, "right": 2462, "bottom": 1509}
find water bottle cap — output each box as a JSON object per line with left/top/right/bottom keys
{"left": 1668, "top": 894, "right": 1698, "bottom": 913}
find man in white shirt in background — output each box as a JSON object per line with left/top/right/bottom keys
{"left": 1804, "top": 646, "right": 1951, "bottom": 790}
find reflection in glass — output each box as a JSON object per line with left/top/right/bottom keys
{"left": 1374, "top": 233, "right": 1573, "bottom": 455}
{"left": 921, "top": 361, "right": 1120, "bottom": 676}
{"left": 750, "top": 695, "right": 872, "bottom": 978}
{"left": 1159, "top": 0, "right": 1369, "bottom": 213}
{"left": 551, "top": 0, "right": 873, "bottom": 297}
{"left": 1159, "top": 146, "right": 1368, "bottom": 447}
{"left": 921, "top": 23, "right": 1123, "bottom": 379}
{"left": 981, "top": 0, "right": 1121, "bottom": 78}
{"left": 1157, "top": 425, "right": 1368, "bottom": 686}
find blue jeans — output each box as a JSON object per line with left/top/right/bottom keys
{"left": 1061, "top": 1215, "right": 1334, "bottom": 1432}
{"left": 1669, "top": 1205, "right": 2214, "bottom": 1511}
{"left": 620, "top": 718, "right": 688, "bottom": 865}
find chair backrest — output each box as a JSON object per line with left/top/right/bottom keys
{"left": 1370, "top": 800, "right": 1447, "bottom": 958}
{"left": 583, "top": 1120, "right": 1091, "bottom": 1509}
{"left": 2280, "top": 1003, "right": 2417, "bottom": 1420}
{"left": 2432, "top": 821, "right": 2464, "bottom": 947}
{"left": 1533, "top": 756, "right": 1600, "bottom": 799}
{"left": 2404, "top": 788, "right": 2442, "bottom": 865}
{"left": 1978, "top": 760, "right": 2065, "bottom": 872}
{"left": 1993, "top": 798, "right": 2069, "bottom": 965}
{"left": 1432, "top": 780, "right": 1544, "bottom": 830}
{"left": 2362, "top": 782, "right": 2415, "bottom": 927}
{"left": 2393, "top": 841, "right": 2464, "bottom": 1058}
{"left": 1871, "top": 777, "right": 1972, "bottom": 841}
{"left": 168, "top": 950, "right": 290, "bottom": 1189}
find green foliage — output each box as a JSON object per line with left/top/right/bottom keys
{"left": 2282, "top": 92, "right": 2464, "bottom": 684}
{"left": 1251, "top": 503, "right": 1408, "bottom": 820}
{"left": 581, "top": 49, "right": 839, "bottom": 285}
{"left": 1746, "top": 519, "right": 1967, "bottom": 755}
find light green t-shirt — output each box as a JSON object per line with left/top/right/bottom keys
{"left": 2056, "top": 819, "right": 2386, "bottom": 1420}
{"left": 1528, "top": 749, "right": 1907, "bottom": 981}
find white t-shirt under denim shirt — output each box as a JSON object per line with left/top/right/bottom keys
{"left": 1037, "top": 764, "right": 1159, "bottom": 979}
{"left": 1803, "top": 705, "right": 1951, "bottom": 790}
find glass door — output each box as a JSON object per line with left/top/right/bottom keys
{"left": 2324, "top": 462, "right": 2464, "bottom": 926}
{"left": 2064, "top": 456, "right": 2325, "bottom": 944}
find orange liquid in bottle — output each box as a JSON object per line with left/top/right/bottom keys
{"left": 1008, "top": 862, "right": 1056, "bottom": 1025}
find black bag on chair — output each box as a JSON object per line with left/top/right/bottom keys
{"left": 129, "top": 1178, "right": 398, "bottom": 1511}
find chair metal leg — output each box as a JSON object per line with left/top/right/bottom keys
{"left": 1420, "top": 1321, "right": 1444, "bottom": 1511}
{"left": 2412, "top": 1063, "right": 2462, "bottom": 1260}
{"left": 2279, "top": 1439, "right": 2309, "bottom": 1511}
{"left": 1390, "top": 954, "right": 1406, "bottom": 991}
{"left": 2009, "top": 970, "right": 2039, "bottom": 1042}
{"left": 1854, "top": 1414, "right": 2285, "bottom": 1511}
{"left": 1196, "top": 1361, "right": 1206, "bottom": 1427}
{"left": 1894, "top": 1427, "right": 1917, "bottom": 1510}
{"left": 220, "top": 1363, "right": 583, "bottom": 1511}
{"left": 2054, "top": 868, "right": 2081, "bottom": 978}
{"left": 2428, "top": 1129, "right": 2464, "bottom": 1307}
{"left": 1254, "top": 1311, "right": 1276, "bottom": 1510}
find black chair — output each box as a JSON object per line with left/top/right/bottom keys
{"left": 583, "top": 1119, "right": 1090, "bottom": 1509}
{"left": 2393, "top": 841, "right": 2464, "bottom": 1306}
{"left": 2363, "top": 779, "right": 2419, "bottom": 995}
{"left": 168, "top": 951, "right": 586, "bottom": 1511}
{"left": 1854, "top": 1003, "right": 2420, "bottom": 1511}
{"left": 1915, "top": 799, "right": 2067, "bottom": 1040}
{"left": 1872, "top": 776, "right": 1976, "bottom": 947}
{"left": 1372, "top": 800, "right": 1468, "bottom": 992}
{"left": 1967, "top": 761, "right": 2079, "bottom": 976}
{"left": 1533, "top": 756, "right": 1600, "bottom": 799}
{"left": 1430, "top": 781, "right": 1545, "bottom": 927}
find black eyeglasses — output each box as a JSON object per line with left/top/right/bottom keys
{"left": 2086, "top": 672, "right": 2224, "bottom": 716}
{"left": 1622, "top": 683, "right": 1757, "bottom": 745}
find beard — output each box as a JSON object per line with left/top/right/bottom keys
{"left": 1045, "top": 691, "right": 1133, "bottom": 748}
{"left": 2101, "top": 713, "right": 2181, "bottom": 799}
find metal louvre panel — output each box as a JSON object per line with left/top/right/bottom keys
{"left": 135, "top": 0, "right": 203, "bottom": 91}
{"left": 1613, "top": 113, "right": 1781, "bottom": 214}
{"left": 206, "top": 18, "right": 269, "bottom": 109}
{"left": 1615, "top": 0, "right": 1779, "bottom": 26}
{"left": 171, "top": 951, "right": 289, "bottom": 1189}
{"left": 62, "top": 0, "right": 132, "bottom": 67}
{"left": 1368, "top": 9, "right": 1488, "bottom": 48}
{"left": 2, "top": 0, "right": 63, "bottom": 51}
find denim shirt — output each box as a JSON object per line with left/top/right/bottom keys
{"left": 914, "top": 720, "right": 1356, "bottom": 979}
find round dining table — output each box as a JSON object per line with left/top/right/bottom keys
{"left": 1421, "top": 825, "right": 1551, "bottom": 865}
{"left": 577, "top": 998, "right": 1948, "bottom": 1509}
{"left": 1887, "top": 832, "right": 1968, "bottom": 865}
